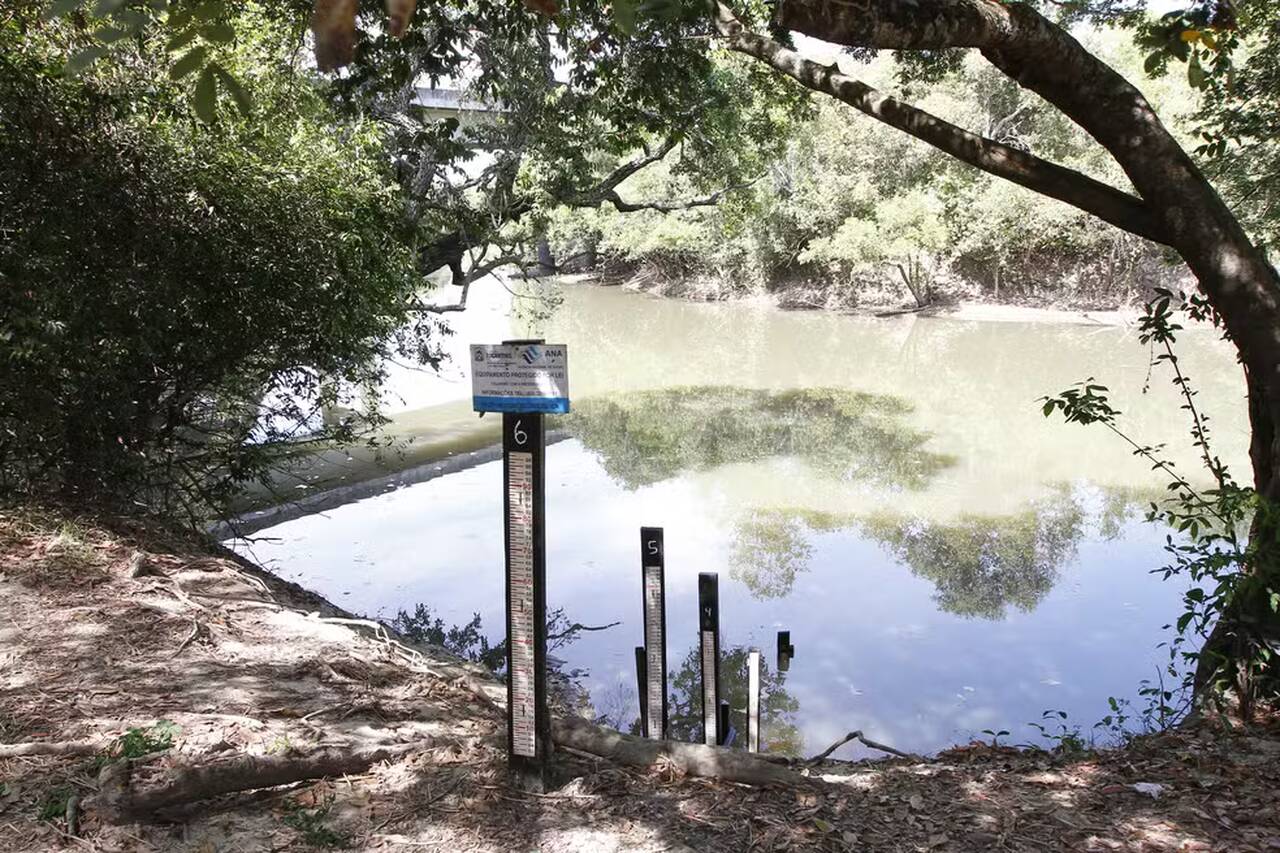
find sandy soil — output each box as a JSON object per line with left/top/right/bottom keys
{"left": 2, "top": 508, "right": 1279, "bottom": 852}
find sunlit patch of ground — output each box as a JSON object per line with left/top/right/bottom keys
{"left": 1, "top": 507, "right": 1278, "bottom": 852}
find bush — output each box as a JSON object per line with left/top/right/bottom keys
{"left": 0, "top": 8, "right": 433, "bottom": 519}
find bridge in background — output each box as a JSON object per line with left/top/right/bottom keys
{"left": 412, "top": 87, "right": 503, "bottom": 123}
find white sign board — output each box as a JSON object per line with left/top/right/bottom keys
{"left": 471, "top": 343, "right": 569, "bottom": 414}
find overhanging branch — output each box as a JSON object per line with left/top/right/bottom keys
{"left": 601, "top": 180, "right": 756, "bottom": 213}
{"left": 592, "top": 138, "right": 680, "bottom": 196}
{"left": 713, "top": 3, "right": 1168, "bottom": 246}
{"left": 410, "top": 252, "right": 520, "bottom": 314}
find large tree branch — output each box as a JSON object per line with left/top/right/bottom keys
{"left": 410, "top": 250, "right": 521, "bottom": 314}
{"left": 776, "top": 0, "right": 1019, "bottom": 50}
{"left": 591, "top": 138, "right": 680, "bottom": 197}
{"left": 600, "top": 180, "right": 756, "bottom": 213}
{"left": 712, "top": 3, "right": 1167, "bottom": 245}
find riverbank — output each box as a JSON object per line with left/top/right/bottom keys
{"left": 3, "top": 506, "right": 1278, "bottom": 851}
{"left": 590, "top": 268, "right": 1155, "bottom": 326}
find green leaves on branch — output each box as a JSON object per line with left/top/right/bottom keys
{"left": 186, "top": 60, "right": 249, "bottom": 122}
{"left": 1135, "top": 7, "right": 1235, "bottom": 92}
{"left": 1040, "top": 380, "right": 1120, "bottom": 426}
{"left": 610, "top": 0, "right": 683, "bottom": 35}
{"left": 168, "top": 46, "right": 207, "bottom": 79}
{"left": 44, "top": 0, "right": 249, "bottom": 121}
{"left": 1044, "top": 291, "right": 1277, "bottom": 717}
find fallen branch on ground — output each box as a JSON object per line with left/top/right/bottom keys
{"left": 89, "top": 741, "right": 438, "bottom": 822}
{"left": 0, "top": 740, "right": 103, "bottom": 759}
{"left": 807, "top": 730, "right": 917, "bottom": 764}
{"left": 874, "top": 305, "right": 929, "bottom": 318}
{"left": 171, "top": 619, "right": 204, "bottom": 658}
{"left": 550, "top": 715, "right": 808, "bottom": 787}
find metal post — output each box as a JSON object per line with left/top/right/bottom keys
{"left": 640, "top": 527, "right": 668, "bottom": 740}
{"left": 777, "top": 630, "right": 794, "bottom": 672}
{"left": 634, "top": 646, "right": 648, "bottom": 737}
{"left": 747, "top": 648, "right": 761, "bottom": 753}
{"left": 503, "top": 410, "right": 549, "bottom": 790}
{"left": 718, "top": 700, "right": 734, "bottom": 747}
{"left": 698, "top": 572, "right": 721, "bottom": 747}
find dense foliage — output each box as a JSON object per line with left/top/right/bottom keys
{"left": 1189, "top": 0, "right": 1280, "bottom": 254}
{"left": 0, "top": 6, "right": 431, "bottom": 517}
{"left": 552, "top": 30, "right": 1201, "bottom": 309}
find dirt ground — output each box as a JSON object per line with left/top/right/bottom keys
{"left": 2, "top": 508, "right": 1279, "bottom": 852}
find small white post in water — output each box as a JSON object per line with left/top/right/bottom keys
{"left": 747, "top": 648, "right": 761, "bottom": 753}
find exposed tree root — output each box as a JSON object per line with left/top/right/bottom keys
{"left": 549, "top": 715, "right": 808, "bottom": 787}
{"left": 0, "top": 740, "right": 103, "bottom": 758}
{"left": 88, "top": 742, "right": 430, "bottom": 822}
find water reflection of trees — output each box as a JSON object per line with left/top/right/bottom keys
{"left": 667, "top": 643, "right": 802, "bottom": 755}
{"left": 563, "top": 386, "right": 955, "bottom": 491}
{"left": 861, "top": 504, "right": 1083, "bottom": 619}
{"left": 728, "top": 487, "right": 1155, "bottom": 616}
{"left": 730, "top": 508, "right": 843, "bottom": 600}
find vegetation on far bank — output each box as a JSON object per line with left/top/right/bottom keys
{"left": 546, "top": 32, "right": 1206, "bottom": 312}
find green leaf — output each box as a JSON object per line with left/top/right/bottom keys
{"left": 93, "top": 0, "right": 127, "bottom": 15}
{"left": 200, "top": 20, "right": 235, "bottom": 43}
{"left": 1042, "top": 400, "right": 1056, "bottom": 417}
{"left": 166, "top": 26, "right": 198, "bottom": 52}
{"left": 64, "top": 45, "right": 106, "bottom": 76}
{"left": 169, "top": 46, "right": 208, "bottom": 80}
{"left": 1144, "top": 52, "right": 1162, "bottom": 75}
{"left": 614, "top": 0, "right": 637, "bottom": 35}
{"left": 1188, "top": 56, "right": 1205, "bottom": 89}
{"left": 212, "top": 65, "right": 250, "bottom": 117}
{"left": 95, "top": 25, "right": 131, "bottom": 43}
{"left": 114, "top": 8, "right": 150, "bottom": 29}
{"left": 193, "top": 65, "right": 218, "bottom": 123}
{"left": 192, "top": 0, "right": 224, "bottom": 22}
{"left": 43, "top": 0, "right": 84, "bottom": 20}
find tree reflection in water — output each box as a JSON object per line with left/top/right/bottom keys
{"left": 729, "top": 487, "right": 1153, "bottom": 615}
{"left": 666, "top": 643, "right": 802, "bottom": 755}
{"left": 563, "top": 386, "right": 955, "bottom": 491}
{"left": 565, "top": 384, "right": 1157, "bottom": 619}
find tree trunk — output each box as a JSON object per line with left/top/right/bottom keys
{"left": 536, "top": 235, "right": 556, "bottom": 276}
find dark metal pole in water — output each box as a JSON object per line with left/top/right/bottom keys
{"left": 503, "top": 409, "right": 549, "bottom": 791}
{"left": 718, "top": 700, "right": 734, "bottom": 747}
{"left": 698, "top": 572, "right": 721, "bottom": 747}
{"left": 634, "top": 646, "right": 648, "bottom": 737}
{"left": 777, "top": 630, "right": 795, "bottom": 673}
{"left": 640, "top": 526, "right": 668, "bottom": 740}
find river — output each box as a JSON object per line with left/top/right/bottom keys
{"left": 228, "top": 280, "right": 1249, "bottom": 758}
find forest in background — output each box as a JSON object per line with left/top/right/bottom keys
{"left": 547, "top": 26, "right": 1272, "bottom": 311}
